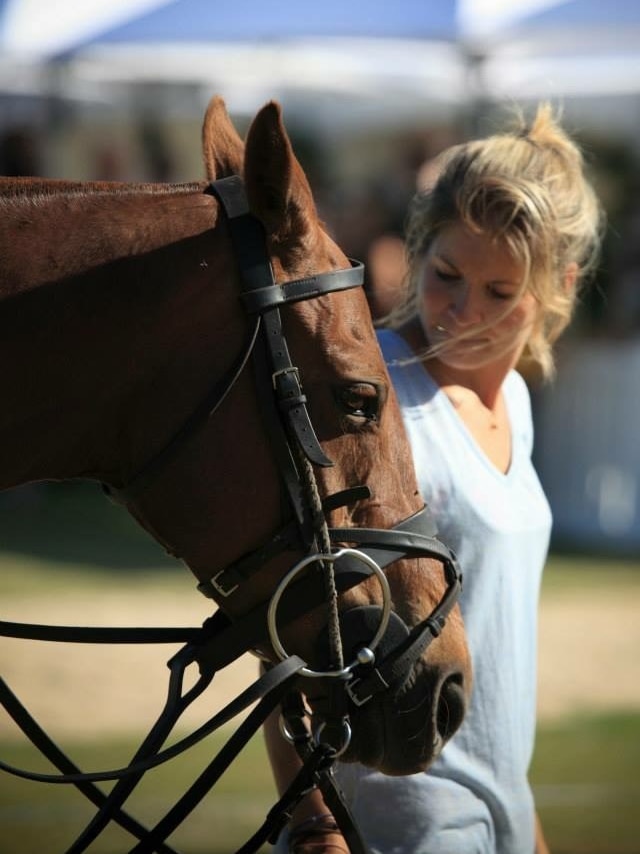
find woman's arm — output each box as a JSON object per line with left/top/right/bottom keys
{"left": 263, "top": 704, "right": 349, "bottom": 853}
{"left": 535, "top": 810, "right": 551, "bottom": 854}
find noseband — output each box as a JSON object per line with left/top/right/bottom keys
{"left": 0, "top": 177, "right": 462, "bottom": 854}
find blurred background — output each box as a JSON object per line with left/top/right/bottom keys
{"left": 1, "top": 1, "right": 639, "bottom": 852}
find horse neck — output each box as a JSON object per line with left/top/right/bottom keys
{"left": 0, "top": 181, "right": 239, "bottom": 490}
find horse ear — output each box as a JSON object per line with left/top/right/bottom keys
{"left": 243, "top": 100, "right": 318, "bottom": 243}
{"left": 202, "top": 95, "right": 245, "bottom": 180}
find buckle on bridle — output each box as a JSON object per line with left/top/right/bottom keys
{"left": 197, "top": 570, "right": 239, "bottom": 599}
{"left": 345, "top": 668, "right": 389, "bottom": 707}
{"left": 345, "top": 682, "right": 372, "bottom": 707}
{"left": 272, "top": 365, "right": 300, "bottom": 389}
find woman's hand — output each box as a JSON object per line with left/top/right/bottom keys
{"left": 288, "top": 815, "right": 350, "bottom": 853}
{"left": 290, "top": 830, "right": 350, "bottom": 853}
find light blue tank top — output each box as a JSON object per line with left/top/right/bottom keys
{"left": 332, "top": 330, "right": 553, "bottom": 854}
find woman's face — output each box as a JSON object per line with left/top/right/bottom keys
{"left": 418, "top": 222, "right": 539, "bottom": 372}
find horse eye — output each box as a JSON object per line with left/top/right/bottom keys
{"left": 335, "top": 382, "right": 380, "bottom": 422}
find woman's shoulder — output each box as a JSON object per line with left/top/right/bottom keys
{"left": 504, "top": 370, "right": 534, "bottom": 452}
{"left": 376, "top": 328, "right": 439, "bottom": 408}
{"left": 504, "top": 369, "right": 531, "bottom": 410}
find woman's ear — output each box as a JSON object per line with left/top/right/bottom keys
{"left": 564, "top": 261, "right": 578, "bottom": 293}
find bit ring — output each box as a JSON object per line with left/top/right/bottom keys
{"left": 267, "top": 547, "right": 391, "bottom": 679}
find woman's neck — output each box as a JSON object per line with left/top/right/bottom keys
{"left": 398, "top": 317, "right": 512, "bottom": 410}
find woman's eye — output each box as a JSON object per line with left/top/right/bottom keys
{"left": 489, "top": 286, "right": 516, "bottom": 301}
{"left": 435, "top": 268, "right": 458, "bottom": 283}
{"left": 335, "top": 383, "right": 380, "bottom": 422}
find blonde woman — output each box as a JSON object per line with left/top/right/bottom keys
{"left": 267, "top": 103, "right": 604, "bottom": 854}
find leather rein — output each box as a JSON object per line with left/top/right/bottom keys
{"left": 0, "top": 177, "right": 462, "bottom": 854}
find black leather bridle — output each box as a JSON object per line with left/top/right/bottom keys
{"left": 0, "top": 177, "right": 462, "bottom": 854}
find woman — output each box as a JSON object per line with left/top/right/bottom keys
{"left": 266, "top": 103, "right": 604, "bottom": 854}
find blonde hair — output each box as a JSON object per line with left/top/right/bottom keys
{"left": 391, "top": 103, "right": 604, "bottom": 379}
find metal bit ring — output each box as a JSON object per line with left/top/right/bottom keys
{"left": 267, "top": 547, "right": 391, "bottom": 679}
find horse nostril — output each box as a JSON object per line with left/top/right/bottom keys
{"left": 436, "top": 672, "right": 467, "bottom": 743}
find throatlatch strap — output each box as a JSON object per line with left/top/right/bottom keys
{"left": 103, "top": 315, "right": 261, "bottom": 503}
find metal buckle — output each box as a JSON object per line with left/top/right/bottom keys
{"left": 346, "top": 675, "right": 386, "bottom": 707}
{"left": 211, "top": 569, "right": 239, "bottom": 597}
{"left": 272, "top": 365, "right": 299, "bottom": 389}
{"left": 346, "top": 679, "right": 369, "bottom": 706}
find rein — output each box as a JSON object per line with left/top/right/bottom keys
{"left": 0, "top": 177, "right": 462, "bottom": 854}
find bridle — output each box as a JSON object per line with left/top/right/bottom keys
{"left": 0, "top": 177, "right": 462, "bottom": 854}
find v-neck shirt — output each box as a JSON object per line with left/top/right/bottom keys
{"left": 333, "top": 329, "right": 552, "bottom": 854}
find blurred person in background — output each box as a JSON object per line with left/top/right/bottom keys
{"left": 265, "top": 102, "right": 604, "bottom": 854}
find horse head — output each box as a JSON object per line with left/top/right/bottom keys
{"left": 102, "top": 97, "right": 471, "bottom": 775}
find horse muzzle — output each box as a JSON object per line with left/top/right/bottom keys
{"left": 305, "top": 602, "right": 468, "bottom": 773}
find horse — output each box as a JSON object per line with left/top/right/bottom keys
{"left": 0, "top": 96, "right": 470, "bottom": 849}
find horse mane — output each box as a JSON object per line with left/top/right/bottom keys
{"left": 0, "top": 177, "right": 206, "bottom": 209}
{"left": 0, "top": 177, "right": 217, "bottom": 290}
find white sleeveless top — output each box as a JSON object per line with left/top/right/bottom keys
{"left": 332, "top": 329, "right": 552, "bottom": 854}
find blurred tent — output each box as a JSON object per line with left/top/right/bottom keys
{"left": 62, "top": 0, "right": 640, "bottom": 97}
{"left": 0, "top": 0, "right": 163, "bottom": 95}
{"left": 0, "top": 0, "right": 171, "bottom": 59}
{"left": 1, "top": 0, "right": 639, "bottom": 133}
{"left": 484, "top": 0, "right": 640, "bottom": 100}
{"left": 0, "top": 0, "right": 498, "bottom": 128}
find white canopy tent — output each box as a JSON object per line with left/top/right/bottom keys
{"left": 2, "top": 0, "right": 638, "bottom": 132}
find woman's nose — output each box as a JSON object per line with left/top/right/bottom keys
{"left": 448, "top": 283, "right": 482, "bottom": 326}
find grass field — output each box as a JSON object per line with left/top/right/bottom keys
{"left": 532, "top": 712, "right": 640, "bottom": 854}
{"left": 1, "top": 714, "right": 639, "bottom": 854}
{"left": 0, "top": 483, "right": 639, "bottom": 853}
